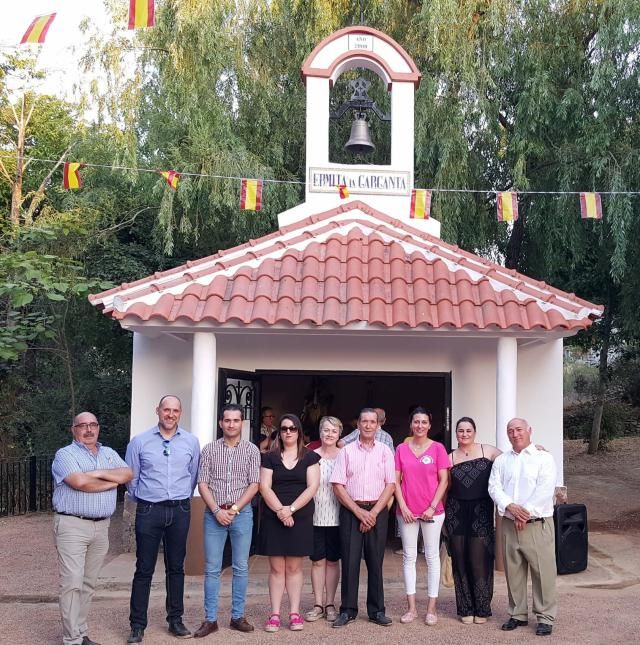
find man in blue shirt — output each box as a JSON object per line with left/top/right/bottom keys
{"left": 52, "top": 411, "right": 132, "bottom": 645}
{"left": 125, "top": 395, "right": 200, "bottom": 643}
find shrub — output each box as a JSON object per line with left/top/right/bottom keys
{"left": 564, "top": 400, "right": 640, "bottom": 448}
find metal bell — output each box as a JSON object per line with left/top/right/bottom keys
{"left": 344, "top": 114, "right": 375, "bottom": 155}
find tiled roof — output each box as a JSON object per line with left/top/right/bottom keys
{"left": 89, "top": 200, "right": 603, "bottom": 331}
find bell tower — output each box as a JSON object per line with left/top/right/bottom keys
{"left": 278, "top": 25, "right": 440, "bottom": 237}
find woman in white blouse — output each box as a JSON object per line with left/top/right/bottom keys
{"left": 304, "top": 416, "right": 342, "bottom": 623}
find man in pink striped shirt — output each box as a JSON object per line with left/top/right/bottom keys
{"left": 330, "top": 408, "right": 395, "bottom": 628}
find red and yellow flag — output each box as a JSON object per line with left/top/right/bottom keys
{"left": 338, "top": 184, "right": 350, "bottom": 199}
{"left": 20, "top": 14, "right": 56, "bottom": 44}
{"left": 497, "top": 192, "right": 518, "bottom": 222}
{"left": 410, "top": 189, "right": 432, "bottom": 219}
{"left": 580, "top": 192, "right": 603, "bottom": 220}
{"left": 63, "top": 162, "right": 84, "bottom": 190}
{"left": 160, "top": 170, "right": 180, "bottom": 191}
{"left": 240, "top": 179, "right": 263, "bottom": 211}
{"left": 128, "top": 0, "right": 155, "bottom": 29}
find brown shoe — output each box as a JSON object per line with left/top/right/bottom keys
{"left": 230, "top": 617, "right": 254, "bottom": 633}
{"left": 193, "top": 621, "right": 218, "bottom": 638}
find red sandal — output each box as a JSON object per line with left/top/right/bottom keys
{"left": 289, "top": 612, "right": 304, "bottom": 631}
{"left": 265, "top": 613, "right": 280, "bottom": 632}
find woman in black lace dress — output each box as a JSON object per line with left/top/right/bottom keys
{"left": 445, "top": 417, "right": 501, "bottom": 624}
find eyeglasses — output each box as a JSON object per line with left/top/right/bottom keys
{"left": 162, "top": 440, "right": 171, "bottom": 456}
{"left": 280, "top": 425, "right": 298, "bottom": 433}
{"left": 74, "top": 422, "right": 99, "bottom": 430}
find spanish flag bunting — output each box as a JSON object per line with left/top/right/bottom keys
{"left": 338, "top": 184, "right": 350, "bottom": 199}
{"left": 63, "top": 162, "right": 84, "bottom": 190}
{"left": 128, "top": 0, "right": 155, "bottom": 29}
{"left": 410, "top": 189, "right": 432, "bottom": 219}
{"left": 497, "top": 191, "right": 519, "bottom": 222}
{"left": 160, "top": 170, "right": 180, "bottom": 191}
{"left": 20, "top": 14, "right": 57, "bottom": 45}
{"left": 580, "top": 192, "right": 603, "bottom": 220}
{"left": 240, "top": 179, "right": 263, "bottom": 211}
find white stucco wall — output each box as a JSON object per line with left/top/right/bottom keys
{"left": 130, "top": 333, "right": 194, "bottom": 436}
{"left": 129, "top": 330, "right": 565, "bottom": 482}
{"left": 518, "top": 338, "right": 565, "bottom": 484}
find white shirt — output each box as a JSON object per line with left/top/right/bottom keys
{"left": 313, "top": 456, "right": 340, "bottom": 526}
{"left": 488, "top": 443, "right": 557, "bottom": 519}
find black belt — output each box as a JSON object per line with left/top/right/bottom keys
{"left": 138, "top": 498, "right": 189, "bottom": 507}
{"left": 355, "top": 501, "right": 377, "bottom": 510}
{"left": 56, "top": 511, "right": 109, "bottom": 521}
{"left": 527, "top": 517, "right": 545, "bottom": 523}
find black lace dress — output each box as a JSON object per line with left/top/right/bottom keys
{"left": 444, "top": 446, "right": 495, "bottom": 618}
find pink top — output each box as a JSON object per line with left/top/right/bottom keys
{"left": 395, "top": 441, "right": 450, "bottom": 516}
{"left": 330, "top": 439, "right": 395, "bottom": 501}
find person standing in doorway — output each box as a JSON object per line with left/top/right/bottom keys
{"left": 339, "top": 407, "right": 394, "bottom": 453}
{"left": 125, "top": 395, "right": 200, "bottom": 643}
{"left": 193, "top": 404, "right": 261, "bottom": 638}
{"left": 488, "top": 417, "right": 558, "bottom": 637}
{"left": 330, "top": 408, "right": 396, "bottom": 628}
{"left": 52, "top": 411, "right": 133, "bottom": 645}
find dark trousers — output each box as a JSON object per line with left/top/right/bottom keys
{"left": 129, "top": 500, "right": 191, "bottom": 629}
{"left": 339, "top": 505, "right": 388, "bottom": 618}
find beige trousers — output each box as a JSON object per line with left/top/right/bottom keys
{"left": 53, "top": 514, "right": 110, "bottom": 645}
{"left": 502, "top": 516, "right": 557, "bottom": 625}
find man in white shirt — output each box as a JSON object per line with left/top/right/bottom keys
{"left": 488, "top": 417, "right": 557, "bottom": 637}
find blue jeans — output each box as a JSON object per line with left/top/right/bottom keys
{"left": 203, "top": 506, "right": 253, "bottom": 621}
{"left": 129, "top": 500, "right": 191, "bottom": 629}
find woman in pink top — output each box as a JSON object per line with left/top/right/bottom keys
{"left": 394, "top": 407, "right": 450, "bottom": 626}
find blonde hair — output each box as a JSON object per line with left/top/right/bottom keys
{"left": 319, "top": 416, "right": 343, "bottom": 435}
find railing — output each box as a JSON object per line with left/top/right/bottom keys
{"left": 0, "top": 455, "right": 54, "bottom": 516}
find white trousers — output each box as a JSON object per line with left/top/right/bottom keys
{"left": 398, "top": 513, "right": 445, "bottom": 598}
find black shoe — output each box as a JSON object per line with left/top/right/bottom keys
{"left": 168, "top": 621, "right": 192, "bottom": 639}
{"left": 332, "top": 612, "right": 356, "bottom": 628}
{"left": 368, "top": 612, "right": 392, "bottom": 626}
{"left": 82, "top": 638, "right": 101, "bottom": 645}
{"left": 127, "top": 628, "right": 144, "bottom": 644}
{"left": 536, "top": 623, "right": 553, "bottom": 636}
{"left": 501, "top": 618, "right": 528, "bottom": 631}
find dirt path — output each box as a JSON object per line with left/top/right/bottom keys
{"left": 564, "top": 437, "right": 640, "bottom": 530}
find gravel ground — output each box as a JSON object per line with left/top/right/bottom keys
{"left": 0, "top": 585, "right": 638, "bottom": 645}
{"left": 564, "top": 437, "right": 640, "bottom": 530}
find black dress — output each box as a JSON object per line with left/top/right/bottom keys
{"left": 258, "top": 450, "right": 321, "bottom": 556}
{"left": 444, "top": 446, "right": 495, "bottom": 618}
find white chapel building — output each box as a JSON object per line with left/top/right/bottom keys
{"left": 90, "top": 26, "right": 602, "bottom": 568}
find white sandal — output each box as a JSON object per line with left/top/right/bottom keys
{"left": 304, "top": 605, "right": 324, "bottom": 622}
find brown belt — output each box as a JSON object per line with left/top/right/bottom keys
{"left": 219, "top": 503, "right": 234, "bottom": 510}
{"left": 355, "top": 501, "right": 377, "bottom": 509}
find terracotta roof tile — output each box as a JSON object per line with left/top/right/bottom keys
{"left": 90, "top": 200, "right": 602, "bottom": 332}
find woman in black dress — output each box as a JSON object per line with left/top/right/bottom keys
{"left": 445, "top": 417, "right": 501, "bottom": 624}
{"left": 259, "top": 414, "right": 320, "bottom": 632}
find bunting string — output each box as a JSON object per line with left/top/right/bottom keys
{"left": 4, "top": 153, "right": 640, "bottom": 196}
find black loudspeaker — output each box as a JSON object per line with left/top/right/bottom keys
{"left": 554, "top": 504, "right": 588, "bottom": 574}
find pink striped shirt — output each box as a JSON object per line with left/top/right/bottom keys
{"left": 330, "top": 438, "right": 395, "bottom": 501}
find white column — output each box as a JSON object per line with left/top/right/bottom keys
{"left": 496, "top": 337, "right": 518, "bottom": 452}
{"left": 191, "top": 332, "right": 217, "bottom": 452}
{"left": 390, "top": 81, "right": 414, "bottom": 172}
{"left": 305, "top": 76, "right": 330, "bottom": 201}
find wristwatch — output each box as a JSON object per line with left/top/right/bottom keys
{"left": 290, "top": 504, "right": 297, "bottom": 513}
{"left": 231, "top": 504, "right": 240, "bottom": 514}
